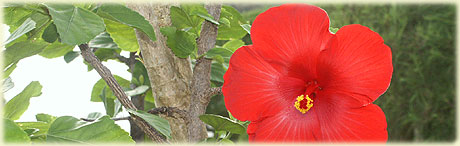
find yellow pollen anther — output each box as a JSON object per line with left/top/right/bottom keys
{"left": 294, "top": 95, "right": 314, "bottom": 114}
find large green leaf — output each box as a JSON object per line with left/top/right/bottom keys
{"left": 38, "top": 41, "right": 75, "bottom": 59}
{"left": 103, "top": 18, "right": 139, "bottom": 52}
{"left": 46, "top": 116, "right": 134, "bottom": 143}
{"left": 45, "top": 4, "right": 105, "bottom": 45}
{"left": 88, "top": 32, "right": 119, "bottom": 49}
{"left": 160, "top": 27, "right": 197, "bottom": 58}
{"left": 210, "top": 62, "right": 227, "bottom": 83}
{"left": 127, "top": 109, "right": 171, "bottom": 138}
{"left": 91, "top": 75, "right": 130, "bottom": 102}
{"left": 217, "top": 6, "right": 248, "bottom": 40}
{"left": 4, "top": 119, "right": 31, "bottom": 143}
{"left": 4, "top": 81, "right": 43, "bottom": 120}
{"left": 170, "top": 5, "right": 203, "bottom": 35}
{"left": 184, "top": 4, "right": 219, "bottom": 25}
{"left": 3, "top": 41, "right": 49, "bottom": 68}
{"left": 98, "top": 4, "right": 156, "bottom": 41}
{"left": 4, "top": 18, "right": 36, "bottom": 45}
{"left": 199, "top": 114, "right": 245, "bottom": 134}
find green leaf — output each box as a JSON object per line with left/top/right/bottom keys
{"left": 223, "top": 39, "right": 245, "bottom": 52}
{"left": 2, "top": 41, "right": 49, "bottom": 68}
{"left": 240, "top": 24, "right": 251, "bottom": 34}
{"left": 42, "top": 22, "right": 59, "bottom": 43}
{"left": 4, "top": 81, "right": 42, "bottom": 120}
{"left": 103, "top": 18, "right": 139, "bottom": 52}
{"left": 86, "top": 112, "right": 104, "bottom": 121}
{"left": 45, "top": 4, "right": 105, "bottom": 45}
{"left": 205, "top": 47, "right": 233, "bottom": 63}
{"left": 125, "top": 85, "right": 149, "bottom": 96}
{"left": 100, "top": 87, "right": 122, "bottom": 117}
{"left": 3, "top": 7, "right": 33, "bottom": 32}
{"left": 39, "top": 41, "right": 75, "bottom": 59}
{"left": 94, "top": 48, "right": 120, "bottom": 62}
{"left": 330, "top": 27, "right": 339, "bottom": 34}
{"left": 170, "top": 5, "right": 203, "bottom": 35}
{"left": 211, "top": 62, "right": 227, "bottom": 83}
{"left": 64, "top": 51, "right": 80, "bottom": 63}
{"left": 219, "top": 18, "right": 231, "bottom": 28}
{"left": 98, "top": 4, "right": 156, "bottom": 41}
{"left": 3, "top": 77, "right": 14, "bottom": 93}
{"left": 91, "top": 75, "right": 130, "bottom": 102}
{"left": 127, "top": 109, "right": 171, "bottom": 138}
{"left": 217, "top": 6, "right": 249, "bottom": 40}
{"left": 187, "top": 4, "right": 219, "bottom": 25}
{"left": 160, "top": 27, "right": 197, "bottom": 58}
{"left": 16, "top": 121, "right": 50, "bottom": 136}
{"left": 88, "top": 32, "right": 119, "bottom": 49}
{"left": 219, "top": 138, "right": 234, "bottom": 144}
{"left": 144, "top": 90, "right": 155, "bottom": 105}
{"left": 4, "top": 119, "right": 31, "bottom": 143}
{"left": 46, "top": 116, "right": 134, "bottom": 143}
{"left": 4, "top": 18, "right": 36, "bottom": 45}
{"left": 131, "top": 61, "right": 150, "bottom": 86}
{"left": 199, "top": 114, "right": 245, "bottom": 134}
{"left": 36, "top": 113, "right": 57, "bottom": 123}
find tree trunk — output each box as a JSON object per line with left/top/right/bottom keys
{"left": 127, "top": 3, "right": 193, "bottom": 142}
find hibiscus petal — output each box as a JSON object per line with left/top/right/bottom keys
{"left": 251, "top": 4, "right": 333, "bottom": 81}
{"left": 223, "top": 45, "right": 306, "bottom": 121}
{"left": 315, "top": 91, "right": 388, "bottom": 142}
{"left": 317, "top": 24, "right": 393, "bottom": 105}
{"left": 249, "top": 107, "right": 321, "bottom": 142}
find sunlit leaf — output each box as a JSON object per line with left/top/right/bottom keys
{"left": 125, "top": 85, "right": 149, "bottom": 96}
{"left": 45, "top": 4, "right": 105, "bottom": 45}
{"left": 88, "top": 32, "right": 119, "bottom": 49}
{"left": 4, "top": 119, "right": 30, "bottom": 143}
{"left": 35, "top": 113, "right": 57, "bottom": 123}
{"left": 127, "top": 109, "right": 171, "bottom": 138}
{"left": 4, "top": 81, "right": 42, "bottom": 120}
{"left": 2, "top": 41, "right": 48, "bottom": 68}
{"left": 46, "top": 116, "right": 134, "bottom": 143}
{"left": 39, "top": 41, "right": 75, "bottom": 59}
{"left": 4, "top": 18, "right": 36, "bottom": 45}
{"left": 160, "top": 27, "right": 197, "bottom": 58}
{"left": 217, "top": 6, "right": 248, "bottom": 40}
{"left": 103, "top": 18, "right": 139, "bottom": 52}
{"left": 91, "top": 75, "right": 130, "bottom": 102}
{"left": 199, "top": 114, "right": 245, "bottom": 134}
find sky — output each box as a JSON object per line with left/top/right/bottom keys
{"left": 2, "top": 24, "right": 132, "bottom": 132}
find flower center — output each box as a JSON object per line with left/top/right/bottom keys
{"left": 294, "top": 94, "right": 313, "bottom": 114}
{"left": 294, "top": 81, "right": 321, "bottom": 114}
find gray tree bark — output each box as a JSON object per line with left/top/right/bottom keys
{"left": 127, "top": 3, "right": 193, "bottom": 142}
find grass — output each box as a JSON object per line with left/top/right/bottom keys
{"left": 208, "top": 4, "right": 456, "bottom": 142}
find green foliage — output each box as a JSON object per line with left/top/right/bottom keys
{"left": 46, "top": 116, "right": 134, "bottom": 143}
{"left": 222, "top": 39, "right": 244, "bottom": 52}
{"left": 91, "top": 75, "right": 130, "bottom": 102}
{"left": 170, "top": 5, "right": 204, "bottom": 35}
{"left": 88, "top": 32, "right": 119, "bottom": 49}
{"left": 199, "top": 114, "right": 245, "bottom": 135}
{"left": 45, "top": 4, "right": 105, "bottom": 45}
{"left": 205, "top": 47, "right": 232, "bottom": 63}
{"left": 4, "top": 18, "right": 35, "bottom": 45}
{"left": 3, "top": 41, "right": 48, "bottom": 68}
{"left": 41, "top": 23, "right": 58, "bottom": 43}
{"left": 98, "top": 4, "right": 156, "bottom": 41}
{"left": 4, "top": 119, "right": 31, "bottom": 143}
{"left": 4, "top": 81, "right": 42, "bottom": 120}
{"left": 125, "top": 85, "right": 149, "bottom": 96}
{"left": 63, "top": 51, "right": 80, "bottom": 63}
{"left": 103, "top": 18, "right": 139, "bottom": 52}
{"left": 99, "top": 86, "right": 122, "bottom": 117}
{"left": 160, "top": 27, "right": 197, "bottom": 58}
{"left": 217, "top": 6, "right": 249, "bottom": 40}
{"left": 127, "top": 109, "right": 171, "bottom": 138}
{"left": 210, "top": 62, "right": 227, "bottom": 83}
{"left": 38, "top": 41, "right": 74, "bottom": 59}
{"left": 3, "top": 77, "right": 14, "bottom": 93}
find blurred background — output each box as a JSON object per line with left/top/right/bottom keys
{"left": 206, "top": 4, "right": 456, "bottom": 142}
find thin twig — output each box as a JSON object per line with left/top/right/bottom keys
{"left": 148, "top": 107, "right": 188, "bottom": 119}
{"left": 78, "top": 44, "right": 166, "bottom": 143}
{"left": 80, "top": 116, "right": 130, "bottom": 122}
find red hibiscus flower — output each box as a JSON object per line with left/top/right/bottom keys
{"left": 223, "top": 4, "right": 393, "bottom": 142}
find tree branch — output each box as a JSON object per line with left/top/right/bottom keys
{"left": 188, "top": 4, "right": 222, "bottom": 142}
{"left": 78, "top": 44, "right": 166, "bottom": 143}
{"left": 148, "top": 107, "right": 188, "bottom": 119}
